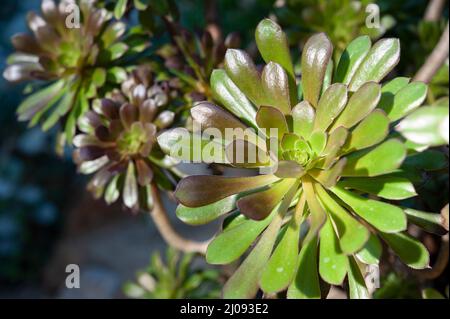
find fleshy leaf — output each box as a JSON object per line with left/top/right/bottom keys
{"left": 287, "top": 236, "right": 321, "bottom": 299}
{"left": 356, "top": 233, "right": 382, "bottom": 265}
{"left": 224, "top": 49, "right": 266, "bottom": 107}
{"left": 261, "top": 62, "right": 291, "bottom": 114}
{"left": 292, "top": 101, "right": 315, "bottom": 139}
{"left": 379, "top": 82, "right": 428, "bottom": 121}
{"left": 380, "top": 232, "right": 430, "bottom": 269}
{"left": 331, "top": 185, "right": 407, "bottom": 233}
{"left": 123, "top": 161, "right": 138, "bottom": 209}
{"left": 334, "top": 36, "right": 371, "bottom": 85}
{"left": 319, "top": 216, "right": 349, "bottom": 285}
{"left": 175, "top": 174, "right": 278, "bottom": 208}
{"left": 157, "top": 128, "right": 226, "bottom": 163}
{"left": 207, "top": 210, "right": 275, "bottom": 265}
{"left": 210, "top": 70, "right": 257, "bottom": 126}
{"left": 348, "top": 257, "right": 369, "bottom": 299}
{"left": 338, "top": 176, "right": 417, "bottom": 200}
{"left": 256, "top": 106, "right": 288, "bottom": 139}
{"left": 330, "top": 82, "right": 381, "bottom": 131}
{"left": 223, "top": 182, "right": 299, "bottom": 298}
{"left": 314, "top": 83, "right": 348, "bottom": 132}
{"left": 342, "top": 139, "right": 406, "bottom": 177}
{"left": 260, "top": 194, "right": 305, "bottom": 293}
{"left": 316, "top": 184, "right": 369, "bottom": 255}
{"left": 302, "top": 176, "right": 327, "bottom": 243}
{"left": 404, "top": 208, "right": 447, "bottom": 235}
{"left": 301, "top": 33, "right": 333, "bottom": 107}
{"left": 255, "top": 18, "right": 296, "bottom": 106}
{"left": 349, "top": 38, "right": 400, "bottom": 92}
{"left": 396, "top": 106, "right": 449, "bottom": 147}
{"left": 176, "top": 195, "right": 237, "bottom": 226}
{"left": 309, "top": 158, "right": 347, "bottom": 188}
{"left": 342, "top": 109, "right": 389, "bottom": 154}
{"left": 237, "top": 179, "right": 296, "bottom": 220}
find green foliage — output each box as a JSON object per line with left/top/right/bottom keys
{"left": 123, "top": 248, "right": 221, "bottom": 299}
{"left": 160, "top": 18, "right": 445, "bottom": 299}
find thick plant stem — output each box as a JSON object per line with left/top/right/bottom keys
{"left": 149, "top": 184, "right": 210, "bottom": 255}
{"left": 424, "top": 0, "right": 446, "bottom": 21}
{"left": 417, "top": 233, "right": 449, "bottom": 280}
{"left": 414, "top": 22, "right": 449, "bottom": 83}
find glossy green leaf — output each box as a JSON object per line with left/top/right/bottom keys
{"left": 207, "top": 210, "right": 275, "bottom": 265}
{"left": 261, "top": 62, "right": 291, "bottom": 114}
{"left": 334, "top": 36, "right": 371, "bottom": 85}
{"left": 210, "top": 69, "right": 257, "bottom": 126}
{"left": 356, "top": 233, "right": 382, "bottom": 265}
{"left": 314, "top": 83, "right": 348, "bottom": 132}
{"left": 237, "top": 179, "right": 296, "bottom": 220}
{"left": 223, "top": 183, "right": 299, "bottom": 298}
{"left": 309, "top": 131, "right": 327, "bottom": 155}
{"left": 319, "top": 217, "right": 349, "bottom": 285}
{"left": 255, "top": 18, "right": 296, "bottom": 106}
{"left": 396, "top": 106, "right": 449, "bottom": 146}
{"left": 349, "top": 38, "right": 400, "bottom": 92}
{"left": 316, "top": 185, "right": 369, "bottom": 254}
{"left": 224, "top": 49, "right": 266, "bottom": 107}
{"left": 338, "top": 176, "right": 417, "bottom": 200}
{"left": 379, "top": 82, "right": 428, "bottom": 121}
{"left": 302, "top": 176, "right": 327, "bottom": 243}
{"left": 380, "top": 232, "right": 430, "bottom": 269}
{"left": 404, "top": 208, "right": 447, "bottom": 235}
{"left": 114, "top": 0, "right": 128, "bottom": 19}
{"left": 320, "top": 127, "right": 349, "bottom": 169}
{"left": 342, "top": 109, "right": 389, "bottom": 153}
{"left": 342, "top": 139, "right": 406, "bottom": 177}
{"left": 348, "top": 257, "right": 369, "bottom": 299}
{"left": 331, "top": 82, "right": 381, "bottom": 131}
{"left": 301, "top": 33, "right": 333, "bottom": 107}
{"left": 292, "top": 101, "right": 315, "bottom": 139}
{"left": 157, "top": 128, "right": 226, "bottom": 163}
{"left": 176, "top": 195, "right": 237, "bottom": 226}
{"left": 380, "top": 77, "right": 410, "bottom": 96}
{"left": 309, "top": 158, "right": 347, "bottom": 188}
{"left": 331, "top": 185, "right": 407, "bottom": 233}
{"left": 16, "top": 80, "right": 65, "bottom": 121}
{"left": 287, "top": 236, "right": 321, "bottom": 299}
{"left": 321, "top": 60, "right": 333, "bottom": 94}
{"left": 256, "top": 106, "right": 288, "bottom": 139}
{"left": 422, "top": 288, "right": 445, "bottom": 299}
{"left": 260, "top": 194, "right": 305, "bottom": 293}
{"left": 175, "top": 174, "right": 278, "bottom": 208}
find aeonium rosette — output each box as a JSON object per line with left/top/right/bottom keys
{"left": 73, "top": 65, "right": 181, "bottom": 212}
{"left": 3, "top": 0, "right": 148, "bottom": 146}
{"left": 158, "top": 19, "right": 446, "bottom": 299}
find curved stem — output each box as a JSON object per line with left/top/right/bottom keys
{"left": 416, "top": 233, "right": 449, "bottom": 280}
{"left": 149, "top": 184, "right": 210, "bottom": 255}
{"left": 424, "top": 0, "right": 446, "bottom": 21}
{"left": 413, "top": 22, "right": 449, "bottom": 83}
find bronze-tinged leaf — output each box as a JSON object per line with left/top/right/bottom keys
{"left": 301, "top": 33, "right": 333, "bottom": 107}
{"left": 191, "top": 101, "right": 248, "bottom": 134}
{"left": 292, "top": 101, "right": 315, "bottom": 139}
{"left": 261, "top": 62, "right": 291, "bottom": 114}
{"left": 175, "top": 174, "right": 279, "bottom": 208}
{"left": 314, "top": 83, "right": 348, "bottom": 133}
{"left": 256, "top": 106, "right": 288, "bottom": 139}
{"left": 119, "top": 103, "right": 138, "bottom": 129}
{"left": 135, "top": 159, "right": 153, "bottom": 186}
{"left": 237, "top": 179, "right": 297, "bottom": 220}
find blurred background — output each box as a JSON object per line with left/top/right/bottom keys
{"left": 0, "top": 0, "right": 448, "bottom": 298}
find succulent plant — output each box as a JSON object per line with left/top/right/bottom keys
{"left": 3, "top": 0, "right": 147, "bottom": 146}
{"left": 123, "top": 247, "right": 222, "bottom": 299}
{"left": 158, "top": 18, "right": 445, "bottom": 299}
{"left": 274, "top": 0, "right": 394, "bottom": 58}
{"left": 73, "top": 65, "right": 181, "bottom": 212}
{"left": 158, "top": 22, "right": 241, "bottom": 103}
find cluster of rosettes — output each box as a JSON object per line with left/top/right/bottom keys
{"left": 73, "top": 66, "right": 178, "bottom": 212}
{"left": 159, "top": 19, "right": 441, "bottom": 299}
{"left": 3, "top": 0, "right": 143, "bottom": 142}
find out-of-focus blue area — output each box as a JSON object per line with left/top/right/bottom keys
{"left": 0, "top": 1, "right": 79, "bottom": 284}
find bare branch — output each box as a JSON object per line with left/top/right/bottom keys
{"left": 424, "top": 0, "right": 447, "bottom": 21}
{"left": 149, "top": 184, "right": 210, "bottom": 255}
{"left": 416, "top": 233, "right": 449, "bottom": 280}
{"left": 413, "top": 22, "right": 449, "bottom": 83}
